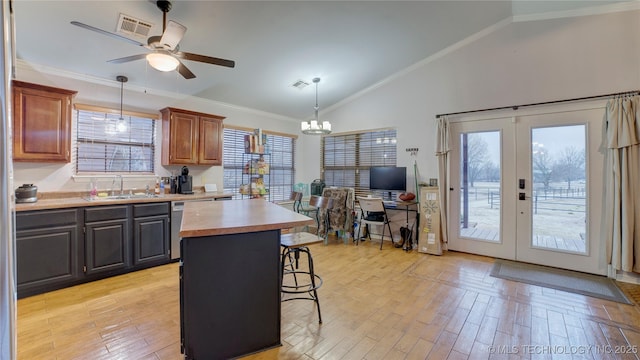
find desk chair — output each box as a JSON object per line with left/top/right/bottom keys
{"left": 357, "top": 197, "right": 394, "bottom": 250}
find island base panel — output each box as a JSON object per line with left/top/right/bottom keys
{"left": 180, "top": 230, "right": 281, "bottom": 359}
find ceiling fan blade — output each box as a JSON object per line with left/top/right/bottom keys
{"left": 175, "top": 52, "right": 235, "bottom": 68}
{"left": 107, "top": 54, "right": 148, "bottom": 64}
{"left": 159, "top": 20, "right": 186, "bottom": 50}
{"left": 70, "top": 21, "right": 145, "bottom": 47}
{"left": 176, "top": 60, "right": 196, "bottom": 79}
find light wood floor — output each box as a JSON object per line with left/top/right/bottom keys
{"left": 17, "top": 236, "right": 640, "bottom": 360}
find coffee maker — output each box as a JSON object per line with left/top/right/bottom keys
{"left": 177, "top": 166, "right": 193, "bottom": 194}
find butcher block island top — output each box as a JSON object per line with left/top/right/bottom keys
{"left": 179, "top": 198, "right": 314, "bottom": 237}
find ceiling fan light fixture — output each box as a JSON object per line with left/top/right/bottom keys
{"left": 146, "top": 52, "right": 179, "bottom": 71}
{"left": 301, "top": 77, "right": 331, "bottom": 135}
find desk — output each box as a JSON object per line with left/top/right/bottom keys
{"left": 356, "top": 199, "right": 418, "bottom": 248}
{"left": 179, "top": 200, "right": 314, "bottom": 359}
{"left": 384, "top": 201, "right": 419, "bottom": 250}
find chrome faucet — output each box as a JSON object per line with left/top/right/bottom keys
{"left": 111, "top": 176, "right": 117, "bottom": 196}
{"left": 109, "top": 175, "right": 125, "bottom": 196}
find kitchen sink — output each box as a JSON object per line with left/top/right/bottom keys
{"left": 84, "top": 194, "right": 159, "bottom": 201}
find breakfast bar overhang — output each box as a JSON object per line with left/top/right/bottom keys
{"left": 179, "top": 199, "right": 314, "bottom": 360}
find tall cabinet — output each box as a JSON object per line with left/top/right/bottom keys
{"left": 160, "top": 107, "right": 225, "bottom": 166}
{"left": 12, "top": 80, "right": 77, "bottom": 162}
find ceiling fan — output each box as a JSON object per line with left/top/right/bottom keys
{"left": 71, "top": 0, "right": 235, "bottom": 79}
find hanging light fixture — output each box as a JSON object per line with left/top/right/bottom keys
{"left": 116, "top": 75, "right": 128, "bottom": 132}
{"left": 301, "top": 77, "right": 331, "bottom": 135}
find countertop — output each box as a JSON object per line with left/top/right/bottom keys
{"left": 14, "top": 191, "right": 233, "bottom": 212}
{"left": 180, "top": 199, "right": 314, "bottom": 238}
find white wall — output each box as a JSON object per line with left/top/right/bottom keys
{"left": 13, "top": 63, "right": 307, "bottom": 193}
{"left": 316, "top": 9, "right": 640, "bottom": 192}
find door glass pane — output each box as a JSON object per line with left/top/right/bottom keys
{"left": 459, "top": 131, "right": 501, "bottom": 242}
{"left": 531, "top": 125, "right": 586, "bottom": 253}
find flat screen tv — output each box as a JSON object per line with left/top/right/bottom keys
{"left": 369, "top": 166, "right": 407, "bottom": 192}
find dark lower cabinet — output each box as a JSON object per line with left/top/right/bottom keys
{"left": 16, "top": 208, "right": 82, "bottom": 297}
{"left": 133, "top": 203, "right": 170, "bottom": 266}
{"left": 84, "top": 205, "right": 131, "bottom": 276}
{"left": 16, "top": 202, "right": 173, "bottom": 298}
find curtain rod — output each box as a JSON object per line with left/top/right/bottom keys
{"left": 435, "top": 90, "right": 640, "bottom": 119}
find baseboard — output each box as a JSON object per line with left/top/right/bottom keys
{"left": 616, "top": 271, "right": 640, "bottom": 284}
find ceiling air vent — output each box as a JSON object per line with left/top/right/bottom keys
{"left": 291, "top": 79, "right": 310, "bottom": 90}
{"left": 116, "top": 13, "right": 153, "bottom": 39}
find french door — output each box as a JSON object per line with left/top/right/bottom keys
{"left": 448, "top": 106, "right": 606, "bottom": 275}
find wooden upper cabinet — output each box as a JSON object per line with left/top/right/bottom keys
{"left": 160, "top": 107, "right": 225, "bottom": 166}
{"left": 12, "top": 81, "right": 77, "bottom": 162}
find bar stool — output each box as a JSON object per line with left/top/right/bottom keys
{"left": 280, "top": 232, "right": 324, "bottom": 324}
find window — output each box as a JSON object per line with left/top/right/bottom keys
{"left": 322, "top": 128, "right": 397, "bottom": 197}
{"left": 76, "top": 105, "right": 156, "bottom": 173}
{"left": 223, "top": 127, "right": 296, "bottom": 202}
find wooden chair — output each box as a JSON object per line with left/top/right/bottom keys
{"left": 283, "top": 191, "right": 303, "bottom": 212}
{"left": 356, "top": 196, "right": 394, "bottom": 250}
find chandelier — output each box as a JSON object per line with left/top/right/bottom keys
{"left": 301, "top": 77, "right": 331, "bottom": 135}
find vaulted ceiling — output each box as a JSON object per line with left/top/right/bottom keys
{"left": 12, "top": 1, "right": 627, "bottom": 120}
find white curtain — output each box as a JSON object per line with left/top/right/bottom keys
{"left": 604, "top": 95, "right": 640, "bottom": 273}
{"left": 436, "top": 117, "right": 450, "bottom": 249}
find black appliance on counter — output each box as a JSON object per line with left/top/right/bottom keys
{"left": 177, "top": 166, "right": 193, "bottom": 194}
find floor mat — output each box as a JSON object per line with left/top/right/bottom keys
{"left": 490, "top": 259, "right": 632, "bottom": 304}
{"left": 616, "top": 280, "right": 640, "bottom": 306}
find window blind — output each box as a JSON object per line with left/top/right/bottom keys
{"left": 223, "top": 127, "right": 296, "bottom": 201}
{"left": 76, "top": 109, "right": 155, "bottom": 173}
{"left": 321, "top": 128, "right": 397, "bottom": 198}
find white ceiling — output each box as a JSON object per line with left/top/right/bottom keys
{"left": 11, "top": 1, "right": 626, "bottom": 120}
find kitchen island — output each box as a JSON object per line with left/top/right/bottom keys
{"left": 179, "top": 199, "right": 314, "bottom": 360}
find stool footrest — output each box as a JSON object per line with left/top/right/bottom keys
{"left": 282, "top": 271, "right": 323, "bottom": 294}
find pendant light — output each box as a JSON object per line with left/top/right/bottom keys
{"left": 116, "top": 75, "right": 128, "bottom": 132}
{"left": 301, "top": 77, "right": 331, "bottom": 135}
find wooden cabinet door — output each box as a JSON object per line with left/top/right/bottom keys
{"left": 198, "top": 115, "right": 223, "bottom": 165}
{"left": 85, "top": 218, "right": 131, "bottom": 275}
{"left": 15, "top": 208, "right": 81, "bottom": 298}
{"left": 84, "top": 205, "right": 131, "bottom": 275}
{"left": 133, "top": 215, "right": 170, "bottom": 266}
{"left": 169, "top": 111, "right": 199, "bottom": 165}
{"left": 12, "top": 81, "right": 76, "bottom": 162}
{"left": 161, "top": 107, "right": 225, "bottom": 166}
{"left": 16, "top": 225, "right": 80, "bottom": 295}
{"left": 133, "top": 200, "right": 171, "bottom": 266}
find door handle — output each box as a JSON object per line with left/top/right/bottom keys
{"left": 518, "top": 192, "right": 531, "bottom": 200}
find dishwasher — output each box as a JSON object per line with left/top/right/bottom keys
{"left": 171, "top": 199, "right": 214, "bottom": 260}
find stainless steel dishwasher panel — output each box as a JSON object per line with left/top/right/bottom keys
{"left": 171, "top": 199, "right": 216, "bottom": 259}
{"left": 171, "top": 201, "right": 184, "bottom": 260}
